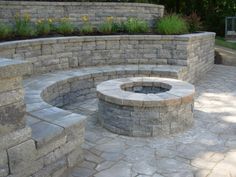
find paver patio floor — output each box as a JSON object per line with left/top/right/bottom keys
{"left": 62, "top": 65, "right": 236, "bottom": 177}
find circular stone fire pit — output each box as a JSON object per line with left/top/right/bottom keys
{"left": 97, "top": 77, "right": 195, "bottom": 137}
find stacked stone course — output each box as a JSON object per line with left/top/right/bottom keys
{"left": 0, "top": 1, "right": 164, "bottom": 26}
{"left": 96, "top": 77, "right": 195, "bottom": 136}
{"left": 0, "top": 33, "right": 215, "bottom": 83}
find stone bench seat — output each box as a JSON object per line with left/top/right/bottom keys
{"left": 24, "top": 64, "right": 187, "bottom": 147}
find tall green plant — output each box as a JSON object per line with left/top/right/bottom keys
{"left": 0, "top": 23, "right": 13, "bottom": 40}
{"left": 98, "top": 16, "right": 119, "bottom": 34}
{"left": 155, "top": 14, "right": 188, "bottom": 35}
{"left": 14, "top": 13, "right": 37, "bottom": 37}
{"left": 56, "top": 17, "right": 75, "bottom": 35}
{"left": 123, "top": 18, "right": 149, "bottom": 33}
{"left": 36, "top": 18, "right": 53, "bottom": 35}
{"left": 80, "top": 16, "right": 94, "bottom": 34}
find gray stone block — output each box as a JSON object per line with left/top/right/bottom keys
{"left": 0, "top": 126, "right": 31, "bottom": 150}
{"left": 0, "top": 101, "right": 26, "bottom": 135}
{"left": 30, "top": 121, "right": 64, "bottom": 148}
{"left": 0, "top": 151, "right": 9, "bottom": 177}
{"left": 0, "top": 58, "right": 31, "bottom": 78}
{"left": 8, "top": 139, "right": 37, "bottom": 174}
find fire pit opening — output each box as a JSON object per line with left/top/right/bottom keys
{"left": 121, "top": 82, "right": 171, "bottom": 94}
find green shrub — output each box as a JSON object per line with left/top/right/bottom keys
{"left": 185, "top": 12, "right": 202, "bottom": 33}
{"left": 80, "top": 24, "right": 94, "bottom": 34}
{"left": 98, "top": 16, "right": 119, "bottom": 34}
{"left": 123, "top": 18, "right": 149, "bottom": 33}
{"left": 80, "top": 16, "right": 94, "bottom": 34}
{"left": 112, "top": 21, "right": 125, "bottom": 32}
{"left": 0, "top": 23, "right": 13, "bottom": 40}
{"left": 98, "top": 22, "right": 113, "bottom": 34}
{"left": 56, "top": 17, "right": 75, "bottom": 35}
{"left": 36, "top": 18, "right": 53, "bottom": 35}
{"left": 155, "top": 14, "right": 188, "bottom": 35}
{"left": 14, "top": 13, "right": 37, "bottom": 37}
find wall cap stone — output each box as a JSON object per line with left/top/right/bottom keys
{"left": 97, "top": 77, "right": 195, "bottom": 107}
{"left": 0, "top": 58, "right": 31, "bottom": 78}
{"left": 0, "top": 1, "right": 164, "bottom": 8}
{"left": 0, "top": 32, "right": 216, "bottom": 47}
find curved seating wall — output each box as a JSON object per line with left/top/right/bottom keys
{"left": 25, "top": 64, "right": 185, "bottom": 152}
{"left": 0, "top": 33, "right": 215, "bottom": 83}
{"left": 39, "top": 65, "right": 186, "bottom": 108}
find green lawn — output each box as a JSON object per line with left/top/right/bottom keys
{"left": 215, "top": 36, "right": 236, "bottom": 50}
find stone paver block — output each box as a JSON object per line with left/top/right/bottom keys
{"left": 30, "top": 121, "right": 64, "bottom": 148}
{"left": 7, "top": 139, "right": 37, "bottom": 174}
{"left": 0, "top": 58, "right": 31, "bottom": 78}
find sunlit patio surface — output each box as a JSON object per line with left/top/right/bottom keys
{"left": 61, "top": 65, "right": 236, "bottom": 177}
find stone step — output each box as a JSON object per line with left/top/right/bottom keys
{"left": 215, "top": 46, "right": 236, "bottom": 66}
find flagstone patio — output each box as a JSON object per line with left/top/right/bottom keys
{"left": 61, "top": 65, "right": 236, "bottom": 177}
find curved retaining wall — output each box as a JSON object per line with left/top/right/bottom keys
{"left": 40, "top": 65, "right": 185, "bottom": 107}
{"left": 0, "top": 1, "right": 164, "bottom": 26}
{"left": 0, "top": 32, "right": 215, "bottom": 83}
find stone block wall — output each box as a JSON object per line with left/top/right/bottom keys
{"left": 186, "top": 33, "right": 216, "bottom": 82}
{"left": 96, "top": 77, "right": 195, "bottom": 137}
{"left": 0, "top": 32, "right": 215, "bottom": 83}
{"left": 40, "top": 65, "right": 184, "bottom": 108}
{"left": 0, "top": 59, "right": 85, "bottom": 177}
{"left": 0, "top": 1, "right": 164, "bottom": 26}
{"left": 0, "top": 59, "right": 30, "bottom": 135}
{"left": 0, "top": 59, "right": 30, "bottom": 176}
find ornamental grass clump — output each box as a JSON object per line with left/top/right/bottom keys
{"left": 98, "top": 16, "right": 118, "bottom": 34}
{"left": 56, "top": 17, "right": 75, "bottom": 35}
{"left": 14, "top": 13, "right": 37, "bottom": 37}
{"left": 80, "top": 16, "right": 94, "bottom": 34}
{"left": 0, "top": 23, "right": 13, "bottom": 40}
{"left": 155, "top": 14, "right": 188, "bottom": 35}
{"left": 36, "top": 18, "right": 53, "bottom": 36}
{"left": 123, "top": 18, "right": 149, "bottom": 33}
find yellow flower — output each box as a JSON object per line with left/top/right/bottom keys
{"left": 23, "top": 13, "right": 31, "bottom": 21}
{"left": 36, "top": 19, "right": 43, "bottom": 24}
{"left": 48, "top": 18, "right": 53, "bottom": 23}
{"left": 81, "top": 15, "right": 89, "bottom": 22}
{"left": 106, "top": 16, "right": 114, "bottom": 23}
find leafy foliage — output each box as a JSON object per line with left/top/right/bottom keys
{"left": 123, "top": 18, "right": 149, "bottom": 33}
{"left": 155, "top": 14, "right": 188, "bottom": 35}
{"left": 156, "top": 0, "right": 236, "bottom": 36}
{"left": 0, "top": 23, "right": 13, "bottom": 40}
{"left": 36, "top": 18, "right": 53, "bottom": 35}
{"left": 80, "top": 16, "right": 94, "bottom": 34}
{"left": 14, "top": 13, "right": 37, "bottom": 37}
{"left": 185, "top": 12, "right": 202, "bottom": 33}
{"left": 98, "top": 16, "right": 118, "bottom": 34}
{"left": 56, "top": 17, "right": 75, "bottom": 35}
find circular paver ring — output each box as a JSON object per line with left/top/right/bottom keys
{"left": 97, "top": 77, "right": 195, "bottom": 137}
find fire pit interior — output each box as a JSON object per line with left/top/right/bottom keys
{"left": 122, "top": 82, "right": 171, "bottom": 94}
{"left": 97, "top": 77, "right": 195, "bottom": 137}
